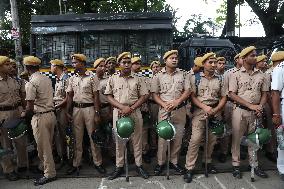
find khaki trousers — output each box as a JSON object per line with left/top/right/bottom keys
{"left": 54, "top": 107, "right": 68, "bottom": 157}
{"left": 231, "top": 107, "right": 258, "bottom": 167}
{"left": 185, "top": 108, "right": 218, "bottom": 170}
{"left": 0, "top": 108, "right": 27, "bottom": 173}
{"left": 31, "top": 112, "right": 56, "bottom": 178}
{"left": 113, "top": 108, "right": 143, "bottom": 167}
{"left": 157, "top": 107, "right": 186, "bottom": 165}
{"left": 72, "top": 107, "right": 102, "bottom": 167}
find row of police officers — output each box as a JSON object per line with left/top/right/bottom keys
{"left": 0, "top": 45, "right": 284, "bottom": 185}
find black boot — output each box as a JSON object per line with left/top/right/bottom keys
{"left": 94, "top": 164, "right": 106, "bottom": 174}
{"left": 136, "top": 166, "right": 149, "bottom": 179}
{"left": 184, "top": 169, "right": 194, "bottom": 183}
{"left": 5, "top": 171, "right": 19, "bottom": 181}
{"left": 248, "top": 166, "right": 268, "bottom": 178}
{"left": 232, "top": 166, "right": 242, "bottom": 179}
{"left": 34, "top": 176, "right": 57, "bottom": 186}
{"left": 66, "top": 166, "right": 80, "bottom": 175}
{"left": 169, "top": 162, "right": 185, "bottom": 174}
{"left": 202, "top": 163, "right": 217, "bottom": 174}
{"left": 154, "top": 164, "right": 165, "bottom": 176}
{"left": 108, "top": 167, "right": 124, "bottom": 180}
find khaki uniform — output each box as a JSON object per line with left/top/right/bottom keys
{"left": 151, "top": 68, "right": 191, "bottom": 165}
{"left": 185, "top": 72, "right": 225, "bottom": 170}
{"left": 219, "top": 67, "right": 239, "bottom": 155}
{"left": 229, "top": 67, "right": 269, "bottom": 167}
{"left": 0, "top": 76, "right": 27, "bottom": 173}
{"left": 105, "top": 73, "right": 148, "bottom": 167}
{"left": 25, "top": 72, "right": 56, "bottom": 178}
{"left": 66, "top": 71, "right": 102, "bottom": 167}
{"left": 53, "top": 73, "right": 69, "bottom": 158}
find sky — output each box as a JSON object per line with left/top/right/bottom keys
{"left": 165, "top": 0, "right": 266, "bottom": 37}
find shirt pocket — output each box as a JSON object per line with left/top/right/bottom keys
{"left": 113, "top": 83, "right": 123, "bottom": 96}
{"left": 197, "top": 83, "right": 207, "bottom": 96}
{"left": 175, "top": 80, "right": 184, "bottom": 91}
{"left": 82, "top": 82, "right": 92, "bottom": 94}
{"left": 160, "top": 81, "right": 172, "bottom": 93}
{"left": 129, "top": 81, "right": 139, "bottom": 97}
{"left": 253, "top": 78, "right": 263, "bottom": 91}
{"left": 0, "top": 85, "right": 9, "bottom": 95}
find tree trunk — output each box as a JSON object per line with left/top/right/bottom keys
{"left": 226, "top": 0, "right": 236, "bottom": 36}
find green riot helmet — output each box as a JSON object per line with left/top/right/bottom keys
{"left": 2, "top": 118, "right": 28, "bottom": 140}
{"left": 156, "top": 120, "right": 176, "bottom": 140}
{"left": 209, "top": 119, "right": 225, "bottom": 136}
{"left": 116, "top": 117, "right": 135, "bottom": 139}
{"left": 247, "top": 128, "right": 271, "bottom": 145}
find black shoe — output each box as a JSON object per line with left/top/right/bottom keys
{"left": 265, "top": 152, "right": 277, "bottom": 163}
{"left": 169, "top": 163, "right": 185, "bottom": 174}
{"left": 108, "top": 167, "right": 124, "bottom": 180}
{"left": 136, "top": 166, "right": 149, "bottom": 179}
{"left": 66, "top": 166, "right": 80, "bottom": 175}
{"left": 142, "top": 154, "right": 151, "bottom": 164}
{"left": 5, "top": 171, "right": 19, "bottom": 181}
{"left": 94, "top": 164, "right": 106, "bottom": 174}
{"left": 34, "top": 176, "right": 57, "bottom": 186}
{"left": 248, "top": 166, "right": 268, "bottom": 178}
{"left": 184, "top": 169, "right": 194, "bottom": 183}
{"left": 202, "top": 163, "right": 217, "bottom": 174}
{"left": 154, "top": 164, "right": 165, "bottom": 176}
{"left": 218, "top": 153, "right": 227, "bottom": 163}
{"left": 17, "top": 167, "right": 27, "bottom": 173}
{"left": 232, "top": 166, "right": 242, "bottom": 179}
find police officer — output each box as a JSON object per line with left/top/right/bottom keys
{"left": 266, "top": 51, "right": 284, "bottom": 75}
{"left": 131, "top": 56, "right": 152, "bottom": 163}
{"left": 105, "top": 52, "right": 149, "bottom": 180}
{"left": 184, "top": 53, "right": 227, "bottom": 183}
{"left": 271, "top": 51, "right": 284, "bottom": 181}
{"left": 0, "top": 56, "right": 27, "bottom": 181}
{"left": 229, "top": 46, "right": 269, "bottom": 179}
{"left": 66, "top": 54, "right": 105, "bottom": 175}
{"left": 93, "top": 58, "right": 115, "bottom": 159}
{"left": 256, "top": 55, "right": 277, "bottom": 162}
{"left": 189, "top": 57, "right": 203, "bottom": 75}
{"left": 50, "top": 59, "right": 69, "bottom": 165}
{"left": 218, "top": 54, "right": 243, "bottom": 163}
{"left": 24, "top": 56, "right": 57, "bottom": 185}
{"left": 215, "top": 56, "right": 226, "bottom": 77}
{"left": 151, "top": 50, "right": 191, "bottom": 175}
{"left": 148, "top": 61, "right": 162, "bottom": 157}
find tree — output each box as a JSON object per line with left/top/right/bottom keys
{"left": 216, "top": 0, "right": 284, "bottom": 37}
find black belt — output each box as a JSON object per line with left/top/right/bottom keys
{"left": 175, "top": 101, "right": 187, "bottom": 110}
{"left": 228, "top": 98, "right": 234, "bottom": 103}
{"left": 73, "top": 102, "right": 94, "bottom": 108}
{"left": 0, "top": 102, "right": 21, "bottom": 111}
{"left": 101, "top": 103, "right": 110, "bottom": 109}
{"left": 148, "top": 99, "right": 157, "bottom": 104}
{"left": 36, "top": 110, "right": 54, "bottom": 115}
{"left": 236, "top": 104, "right": 253, "bottom": 111}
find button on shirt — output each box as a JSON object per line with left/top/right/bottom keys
{"left": 150, "top": 68, "right": 191, "bottom": 102}
{"left": 271, "top": 61, "right": 284, "bottom": 100}
{"left": 66, "top": 71, "right": 99, "bottom": 103}
{"left": 25, "top": 72, "right": 54, "bottom": 113}
{"left": 229, "top": 67, "right": 269, "bottom": 104}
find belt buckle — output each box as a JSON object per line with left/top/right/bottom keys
{"left": 78, "top": 103, "right": 83, "bottom": 108}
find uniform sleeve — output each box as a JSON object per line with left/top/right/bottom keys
{"left": 189, "top": 74, "right": 196, "bottom": 94}
{"left": 184, "top": 72, "right": 192, "bottom": 92}
{"left": 20, "top": 79, "right": 26, "bottom": 94}
{"left": 261, "top": 73, "right": 270, "bottom": 92}
{"left": 138, "top": 77, "right": 149, "bottom": 96}
{"left": 65, "top": 77, "right": 73, "bottom": 93}
{"left": 223, "top": 71, "right": 230, "bottom": 95}
{"left": 271, "top": 67, "right": 284, "bottom": 91}
{"left": 228, "top": 71, "right": 238, "bottom": 93}
{"left": 150, "top": 74, "right": 160, "bottom": 93}
{"left": 64, "top": 78, "right": 70, "bottom": 91}
{"left": 91, "top": 76, "right": 99, "bottom": 93}
{"left": 25, "top": 82, "right": 37, "bottom": 101}
{"left": 220, "top": 78, "right": 226, "bottom": 97}
{"left": 104, "top": 76, "right": 114, "bottom": 95}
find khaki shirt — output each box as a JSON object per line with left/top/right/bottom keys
{"left": 229, "top": 67, "right": 269, "bottom": 104}
{"left": 54, "top": 73, "right": 69, "bottom": 104}
{"left": 104, "top": 73, "right": 148, "bottom": 105}
{"left": 150, "top": 68, "right": 191, "bottom": 102}
{"left": 0, "top": 76, "right": 20, "bottom": 107}
{"left": 66, "top": 71, "right": 99, "bottom": 103}
{"left": 190, "top": 72, "right": 226, "bottom": 105}
{"left": 98, "top": 76, "right": 109, "bottom": 104}
{"left": 223, "top": 67, "right": 239, "bottom": 95}
{"left": 25, "top": 72, "right": 54, "bottom": 113}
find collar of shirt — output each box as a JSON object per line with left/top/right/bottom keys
{"left": 200, "top": 72, "right": 218, "bottom": 79}
{"left": 240, "top": 66, "right": 260, "bottom": 75}
{"left": 75, "top": 70, "right": 93, "bottom": 77}
{"left": 161, "top": 67, "right": 179, "bottom": 75}
{"left": 57, "top": 73, "right": 68, "bottom": 82}
{"left": 119, "top": 71, "right": 135, "bottom": 78}
{"left": 29, "top": 71, "right": 40, "bottom": 80}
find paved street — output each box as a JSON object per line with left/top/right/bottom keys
{"left": 0, "top": 170, "right": 283, "bottom": 189}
